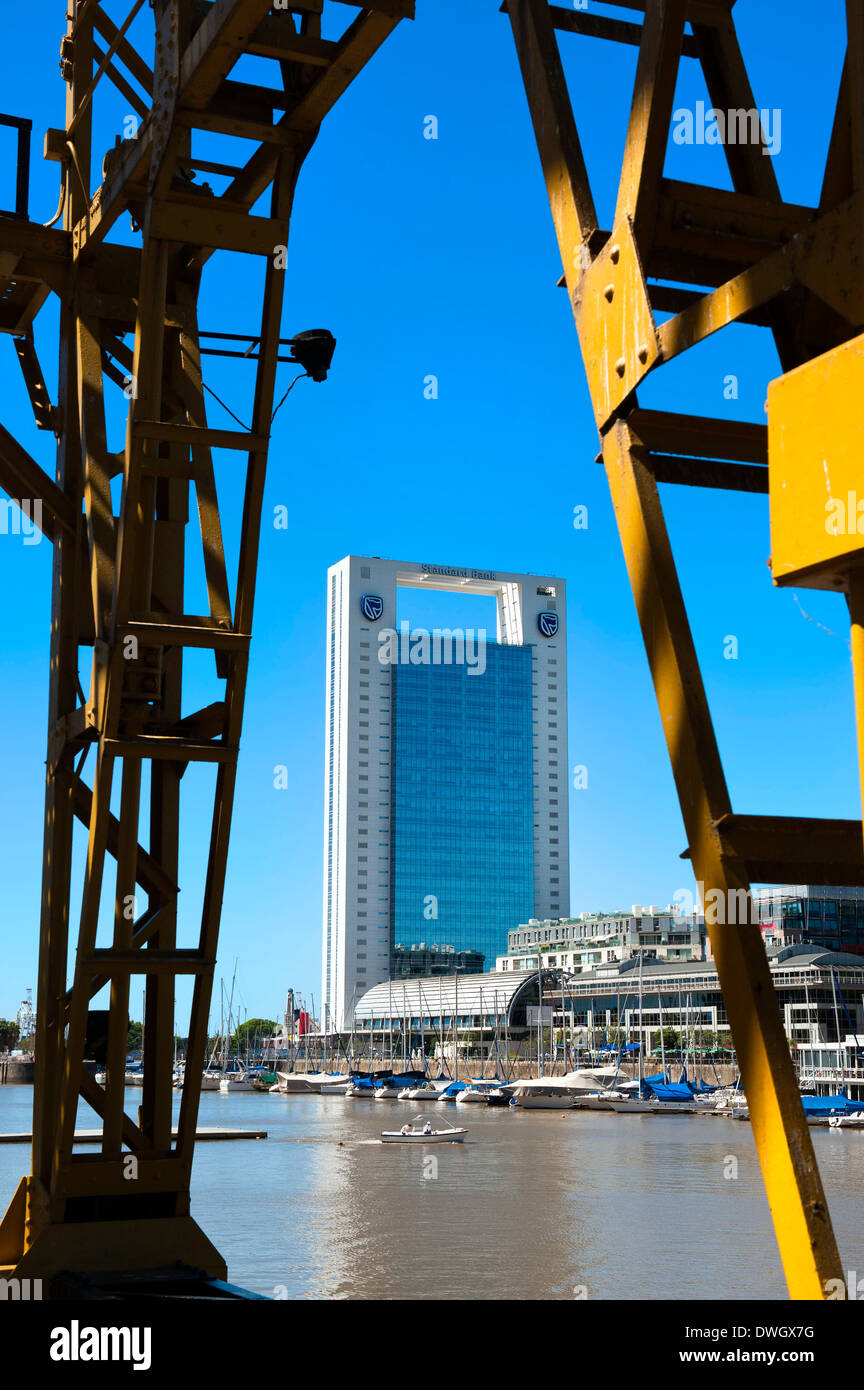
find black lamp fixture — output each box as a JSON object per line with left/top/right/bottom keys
{"left": 195, "top": 327, "right": 337, "bottom": 428}
{"left": 286, "top": 329, "right": 337, "bottom": 383}
{"left": 198, "top": 327, "right": 336, "bottom": 381}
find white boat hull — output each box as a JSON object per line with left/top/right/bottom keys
{"left": 274, "top": 1073, "right": 323, "bottom": 1094}
{"left": 602, "top": 1099, "right": 659, "bottom": 1114}
{"left": 186, "top": 1073, "right": 224, "bottom": 1092}
{"left": 381, "top": 1129, "right": 467, "bottom": 1143}
{"left": 511, "top": 1095, "right": 577, "bottom": 1109}
{"left": 603, "top": 1098, "right": 696, "bottom": 1114}
{"left": 577, "top": 1092, "right": 623, "bottom": 1110}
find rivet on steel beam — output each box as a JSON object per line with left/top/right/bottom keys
{"left": 638, "top": 345, "right": 649, "bottom": 364}
{"left": 615, "top": 358, "right": 626, "bottom": 378}
{"left": 610, "top": 245, "right": 620, "bottom": 264}
{"left": 604, "top": 284, "right": 615, "bottom": 302}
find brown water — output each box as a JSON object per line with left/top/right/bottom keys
{"left": 2, "top": 1087, "right": 863, "bottom": 1300}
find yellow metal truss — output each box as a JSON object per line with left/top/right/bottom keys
{"left": 505, "top": 0, "right": 861, "bottom": 1298}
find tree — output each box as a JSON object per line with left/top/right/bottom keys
{"left": 0, "top": 1019, "right": 20, "bottom": 1052}
{"left": 233, "top": 1018, "right": 278, "bottom": 1055}
{"left": 126, "top": 1020, "right": 143, "bottom": 1052}
{"left": 650, "top": 1027, "right": 681, "bottom": 1054}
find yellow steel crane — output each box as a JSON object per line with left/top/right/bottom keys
{"left": 0, "top": 0, "right": 860, "bottom": 1300}
{"left": 505, "top": 0, "right": 860, "bottom": 1298}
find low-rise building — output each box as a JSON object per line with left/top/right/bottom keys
{"left": 754, "top": 885, "right": 864, "bottom": 955}
{"left": 352, "top": 968, "right": 548, "bottom": 1042}
{"left": 392, "top": 943, "right": 484, "bottom": 978}
{"left": 550, "top": 945, "right": 864, "bottom": 1096}
{"left": 496, "top": 904, "right": 707, "bottom": 973}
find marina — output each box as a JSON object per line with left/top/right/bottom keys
{"left": 2, "top": 1083, "right": 860, "bottom": 1302}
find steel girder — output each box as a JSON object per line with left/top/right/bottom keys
{"left": 0, "top": 0, "right": 410, "bottom": 1293}
{"left": 506, "top": 0, "right": 859, "bottom": 1298}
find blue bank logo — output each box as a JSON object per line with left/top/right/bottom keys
{"left": 360, "top": 593, "right": 384, "bottom": 622}
{"left": 538, "top": 610, "right": 559, "bottom": 638}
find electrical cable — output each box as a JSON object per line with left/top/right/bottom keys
{"left": 271, "top": 372, "right": 309, "bottom": 424}
{"left": 201, "top": 380, "right": 252, "bottom": 433}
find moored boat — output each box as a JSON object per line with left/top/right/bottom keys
{"left": 509, "top": 1080, "right": 580, "bottom": 1109}
{"left": 398, "top": 1080, "right": 447, "bottom": 1101}
{"left": 455, "top": 1079, "right": 507, "bottom": 1104}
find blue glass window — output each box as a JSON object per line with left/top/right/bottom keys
{"left": 390, "top": 642, "right": 535, "bottom": 972}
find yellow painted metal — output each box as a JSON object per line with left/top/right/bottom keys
{"left": 769, "top": 330, "right": 864, "bottom": 877}
{"left": 851, "top": 572, "right": 864, "bottom": 839}
{"left": 508, "top": 0, "right": 852, "bottom": 1300}
{"left": 0, "top": 0, "right": 410, "bottom": 1295}
{"left": 769, "top": 332, "right": 864, "bottom": 591}
{"left": 604, "top": 420, "right": 842, "bottom": 1300}
{"left": 574, "top": 216, "right": 660, "bottom": 426}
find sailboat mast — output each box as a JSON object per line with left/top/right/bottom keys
{"left": 560, "top": 972, "right": 566, "bottom": 1076}
{"left": 831, "top": 968, "right": 844, "bottom": 1089}
{"left": 454, "top": 970, "right": 459, "bottom": 1084}
{"left": 638, "top": 949, "right": 644, "bottom": 1089}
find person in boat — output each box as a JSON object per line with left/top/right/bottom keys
{"left": 400, "top": 1123, "right": 411, "bottom": 1135}
{"left": 423, "top": 1121, "right": 432, "bottom": 1135}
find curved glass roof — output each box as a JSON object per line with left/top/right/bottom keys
{"left": 353, "top": 969, "right": 551, "bottom": 1023}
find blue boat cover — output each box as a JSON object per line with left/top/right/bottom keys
{"left": 801, "top": 1092, "right": 862, "bottom": 1116}
{"left": 646, "top": 1082, "right": 695, "bottom": 1102}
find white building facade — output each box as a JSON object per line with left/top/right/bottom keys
{"left": 322, "top": 555, "right": 569, "bottom": 1031}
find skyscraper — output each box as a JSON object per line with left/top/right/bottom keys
{"left": 322, "top": 555, "right": 569, "bottom": 1031}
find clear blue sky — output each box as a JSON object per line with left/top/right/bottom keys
{"left": 0, "top": 1, "right": 856, "bottom": 1027}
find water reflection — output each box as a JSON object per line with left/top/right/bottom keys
{"left": 1, "top": 1089, "right": 862, "bottom": 1300}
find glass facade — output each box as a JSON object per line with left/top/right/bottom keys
{"left": 756, "top": 889, "right": 864, "bottom": 956}
{"left": 391, "top": 641, "right": 535, "bottom": 972}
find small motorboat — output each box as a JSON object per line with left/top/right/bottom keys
{"left": 455, "top": 1079, "right": 505, "bottom": 1104}
{"left": 508, "top": 1080, "right": 580, "bottom": 1109}
{"left": 374, "top": 1080, "right": 405, "bottom": 1099}
{"left": 219, "top": 1071, "right": 256, "bottom": 1093}
{"left": 271, "top": 1069, "right": 325, "bottom": 1094}
{"left": 829, "top": 1112, "right": 864, "bottom": 1128}
{"left": 577, "top": 1091, "right": 624, "bottom": 1111}
{"left": 381, "top": 1115, "right": 468, "bottom": 1144}
{"left": 398, "top": 1081, "right": 446, "bottom": 1101}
